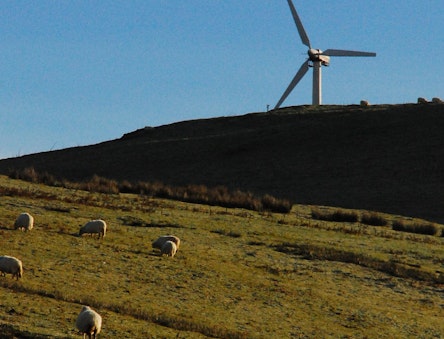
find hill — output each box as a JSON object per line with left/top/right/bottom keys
{"left": 0, "top": 175, "right": 443, "bottom": 337}
{"left": 0, "top": 103, "right": 444, "bottom": 222}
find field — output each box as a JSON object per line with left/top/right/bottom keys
{"left": 1, "top": 175, "right": 444, "bottom": 338}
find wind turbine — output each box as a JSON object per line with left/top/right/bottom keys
{"left": 275, "top": 0, "right": 376, "bottom": 108}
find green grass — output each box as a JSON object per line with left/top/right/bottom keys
{"left": 1, "top": 176, "right": 444, "bottom": 338}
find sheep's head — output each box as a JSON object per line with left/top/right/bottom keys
{"left": 80, "top": 306, "right": 91, "bottom": 313}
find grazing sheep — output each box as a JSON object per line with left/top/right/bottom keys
{"left": 0, "top": 256, "right": 23, "bottom": 280}
{"left": 14, "top": 212, "right": 34, "bottom": 231}
{"left": 152, "top": 235, "right": 180, "bottom": 251}
{"left": 79, "top": 220, "right": 107, "bottom": 239}
{"left": 417, "top": 97, "right": 428, "bottom": 104}
{"left": 360, "top": 100, "right": 369, "bottom": 106}
{"left": 432, "top": 97, "right": 443, "bottom": 103}
{"left": 76, "top": 306, "right": 102, "bottom": 339}
{"left": 161, "top": 240, "right": 177, "bottom": 257}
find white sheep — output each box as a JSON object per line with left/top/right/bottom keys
{"left": 432, "top": 97, "right": 443, "bottom": 103}
{"left": 152, "top": 235, "right": 180, "bottom": 251}
{"left": 79, "top": 220, "right": 107, "bottom": 239}
{"left": 161, "top": 240, "right": 177, "bottom": 257}
{"left": 75, "top": 306, "right": 102, "bottom": 339}
{"left": 360, "top": 100, "right": 369, "bottom": 106}
{"left": 417, "top": 97, "right": 428, "bottom": 104}
{"left": 0, "top": 255, "right": 23, "bottom": 280}
{"left": 14, "top": 212, "right": 34, "bottom": 231}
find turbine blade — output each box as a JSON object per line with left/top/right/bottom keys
{"left": 275, "top": 61, "right": 310, "bottom": 109}
{"left": 323, "top": 49, "right": 376, "bottom": 57}
{"left": 287, "top": 0, "right": 311, "bottom": 48}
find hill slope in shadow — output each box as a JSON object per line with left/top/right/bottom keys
{"left": 1, "top": 104, "right": 444, "bottom": 222}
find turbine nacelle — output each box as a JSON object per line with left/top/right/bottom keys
{"left": 308, "top": 48, "right": 330, "bottom": 66}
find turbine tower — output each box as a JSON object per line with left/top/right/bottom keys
{"left": 275, "top": 0, "right": 376, "bottom": 108}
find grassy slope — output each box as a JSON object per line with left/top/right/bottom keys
{"left": 0, "top": 104, "right": 444, "bottom": 223}
{"left": 0, "top": 175, "right": 443, "bottom": 338}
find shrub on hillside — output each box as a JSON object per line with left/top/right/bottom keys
{"left": 311, "top": 208, "right": 358, "bottom": 223}
{"left": 8, "top": 167, "right": 40, "bottom": 183}
{"left": 118, "top": 180, "right": 135, "bottom": 193}
{"left": 360, "top": 212, "right": 388, "bottom": 226}
{"left": 392, "top": 220, "right": 439, "bottom": 236}
{"left": 8, "top": 167, "right": 63, "bottom": 187}
{"left": 261, "top": 194, "right": 292, "bottom": 213}
{"left": 7, "top": 167, "right": 292, "bottom": 213}
{"left": 82, "top": 175, "right": 120, "bottom": 194}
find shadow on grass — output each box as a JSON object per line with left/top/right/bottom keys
{"left": 0, "top": 323, "right": 59, "bottom": 339}
{"left": 273, "top": 242, "right": 444, "bottom": 284}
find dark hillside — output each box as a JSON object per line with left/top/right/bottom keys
{"left": 1, "top": 104, "right": 444, "bottom": 222}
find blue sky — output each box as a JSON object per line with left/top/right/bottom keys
{"left": 1, "top": 1, "right": 443, "bottom": 159}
